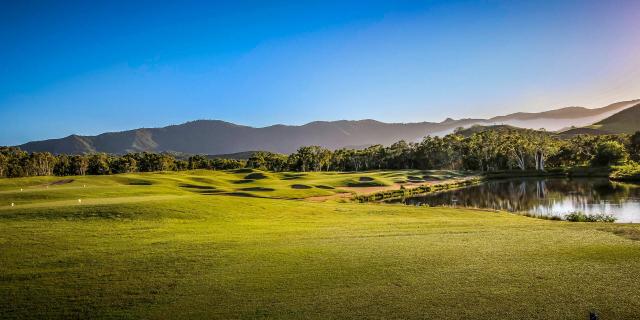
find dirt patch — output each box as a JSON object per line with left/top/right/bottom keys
{"left": 49, "top": 179, "right": 74, "bottom": 186}
{"left": 305, "top": 193, "right": 352, "bottom": 202}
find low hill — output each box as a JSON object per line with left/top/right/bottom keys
{"left": 559, "top": 102, "right": 640, "bottom": 135}
{"left": 591, "top": 103, "right": 640, "bottom": 134}
{"left": 481, "top": 99, "right": 639, "bottom": 132}
{"left": 558, "top": 127, "right": 610, "bottom": 136}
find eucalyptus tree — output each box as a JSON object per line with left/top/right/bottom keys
{"left": 591, "top": 141, "right": 629, "bottom": 166}
{"left": 70, "top": 155, "right": 89, "bottom": 175}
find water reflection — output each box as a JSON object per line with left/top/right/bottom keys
{"left": 388, "top": 178, "right": 640, "bottom": 223}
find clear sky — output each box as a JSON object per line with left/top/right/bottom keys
{"left": 1, "top": 0, "right": 639, "bottom": 145}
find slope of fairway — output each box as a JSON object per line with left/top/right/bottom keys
{"left": 1, "top": 172, "right": 640, "bottom": 319}
{"left": 0, "top": 170, "right": 474, "bottom": 208}
{"left": 0, "top": 174, "right": 640, "bottom": 319}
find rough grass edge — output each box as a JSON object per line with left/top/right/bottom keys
{"left": 352, "top": 178, "right": 483, "bottom": 203}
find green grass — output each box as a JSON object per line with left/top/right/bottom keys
{"left": 1, "top": 171, "right": 640, "bottom": 319}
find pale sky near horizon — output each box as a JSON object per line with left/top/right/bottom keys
{"left": 1, "top": 0, "right": 639, "bottom": 145}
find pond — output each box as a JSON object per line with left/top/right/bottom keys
{"left": 387, "top": 178, "right": 640, "bottom": 223}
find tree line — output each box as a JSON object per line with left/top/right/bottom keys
{"left": 1, "top": 129, "right": 638, "bottom": 178}
{"left": 0, "top": 149, "right": 244, "bottom": 178}
{"left": 246, "top": 129, "right": 639, "bottom": 172}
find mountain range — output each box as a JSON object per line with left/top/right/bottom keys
{"left": 17, "top": 99, "right": 640, "bottom": 155}
{"left": 561, "top": 103, "right": 640, "bottom": 135}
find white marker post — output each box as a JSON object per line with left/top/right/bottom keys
{"left": 78, "top": 199, "right": 82, "bottom": 204}
{"left": 11, "top": 203, "right": 14, "bottom": 207}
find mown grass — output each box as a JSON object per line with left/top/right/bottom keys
{"left": 1, "top": 171, "right": 640, "bottom": 319}
{"left": 0, "top": 169, "right": 476, "bottom": 207}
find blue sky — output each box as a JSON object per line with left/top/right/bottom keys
{"left": 1, "top": 0, "right": 639, "bottom": 145}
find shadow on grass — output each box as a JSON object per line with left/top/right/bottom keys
{"left": 281, "top": 173, "right": 306, "bottom": 180}
{"left": 244, "top": 173, "right": 268, "bottom": 180}
{"left": 233, "top": 179, "right": 255, "bottom": 184}
{"left": 179, "top": 184, "right": 216, "bottom": 190}
{"left": 291, "top": 184, "right": 312, "bottom": 189}
{"left": 190, "top": 177, "right": 217, "bottom": 184}
{"left": 129, "top": 180, "right": 153, "bottom": 185}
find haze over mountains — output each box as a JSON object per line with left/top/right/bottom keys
{"left": 18, "top": 99, "right": 640, "bottom": 155}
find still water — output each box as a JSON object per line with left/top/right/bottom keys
{"left": 388, "top": 178, "right": 640, "bottom": 223}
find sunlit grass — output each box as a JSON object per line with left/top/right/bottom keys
{"left": 1, "top": 171, "right": 639, "bottom": 318}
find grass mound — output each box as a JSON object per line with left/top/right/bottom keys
{"left": 128, "top": 180, "right": 153, "bottom": 185}
{"left": 179, "top": 184, "right": 216, "bottom": 190}
{"left": 240, "top": 187, "right": 275, "bottom": 192}
{"left": 189, "top": 177, "right": 217, "bottom": 184}
{"left": 346, "top": 180, "right": 387, "bottom": 187}
{"left": 225, "top": 192, "right": 260, "bottom": 197}
{"left": 244, "top": 172, "right": 268, "bottom": 180}
{"left": 281, "top": 173, "right": 306, "bottom": 180}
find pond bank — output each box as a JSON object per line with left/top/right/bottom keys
{"left": 352, "top": 177, "right": 483, "bottom": 203}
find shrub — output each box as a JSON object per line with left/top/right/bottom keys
{"left": 565, "top": 212, "right": 616, "bottom": 223}
{"left": 610, "top": 162, "right": 640, "bottom": 181}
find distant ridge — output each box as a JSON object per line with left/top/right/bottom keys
{"left": 560, "top": 102, "right": 640, "bottom": 135}
{"left": 17, "top": 99, "right": 639, "bottom": 155}
{"left": 18, "top": 119, "right": 480, "bottom": 155}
